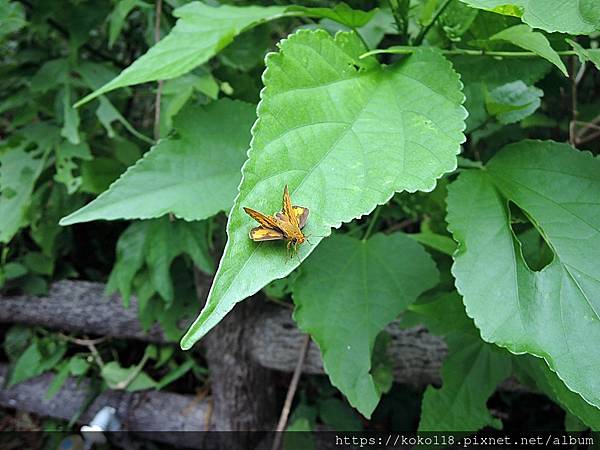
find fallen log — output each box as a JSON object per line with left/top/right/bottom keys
{"left": 0, "top": 364, "right": 211, "bottom": 449}
{"left": 0, "top": 280, "right": 448, "bottom": 386}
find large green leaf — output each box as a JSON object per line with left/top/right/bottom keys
{"left": 447, "top": 140, "right": 600, "bottom": 410}
{"left": 60, "top": 99, "right": 255, "bottom": 224}
{"left": 489, "top": 25, "right": 568, "bottom": 76}
{"left": 75, "top": 2, "right": 289, "bottom": 106}
{"left": 75, "top": 2, "right": 385, "bottom": 107}
{"left": 458, "top": 0, "right": 600, "bottom": 34}
{"left": 292, "top": 233, "right": 439, "bottom": 417}
{"left": 410, "top": 293, "right": 512, "bottom": 431}
{"left": 180, "top": 29, "right": 466, "bottom": 349}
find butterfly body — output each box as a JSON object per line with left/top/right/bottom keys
{"left": 243, "top": 185, "right": 309, "bottom": 257}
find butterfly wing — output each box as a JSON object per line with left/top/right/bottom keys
{"left": 293, "top": 206, "right": 309, "bottom": 229}
{"left": 276, "top": 206, "right": 309, "bottom": 229}
{"left": 282, "top": 185, "right": 300, "bottom": 229}
{"left": 243, "top": 207, "right": 280, "bottom": 230}
{"left": 249, "top": 227, "right": 284, "bottom": 241}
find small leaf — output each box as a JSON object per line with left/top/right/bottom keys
{"left": 292, "top": 233, "right": 439, "bottom": 417}
{"left": 9, "top": 342, "right": 42, "bottom": 386}
{"left": 485, "top": 80, "right": 543, "bottom": 124}
{"left": 60, "top": 99, "right": 255, "bottom": 224}
{"left": 452, "top": 56, "right": 549, "bottom": 131}
{"left": 567, "top": 38, "right": 600, "bottom": 71}
{"left": 101, "top": 361, "right": 156, "bottom": 391}
{"left": 409, "top": 231, "right": 457, "bottom": 256}
{"left": 447, "top": 140, "right": 600, "bottom": 411}
{"left": 75, "top": 2, "right": 289, "bottom": 106}
{"left": 489, "top": 24, "right": 568, "bottom": 76}
{"left": 288, "top": 3, "right": 377, "bottom": 28}
{"left": 180, "top": 29, "right": 466, "bottom": 350}
{"left": 155, "top": 359, "right": 194, "bottom": 389}
{"left": 108, "top": 0, "right": 150, "bottom": 48}
{"left": 458, "top": 0, "right": 600, "bottom": 34}
{"left": 46, "top": 363, "right": 70, "bottom": 400}
{"left": 68, "top": 356, "right": 90, "bottom": 376}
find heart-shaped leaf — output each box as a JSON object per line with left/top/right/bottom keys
{"left": 447, "top": 140, "right": 600, "bottom": 410}
{"left": 180, "top": 29, "right": 466, "bottom": 349}
{"left": 292, "top": 233, "right": 439, "bottom": 417}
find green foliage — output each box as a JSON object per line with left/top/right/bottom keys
{"left": 0, "top": 125, "right": 56, "bottom": 243}
{"left": 452, "top": 56, "right": 548, "bottom": 131}
{"left": 61, "top": 99, "right": 255, "bottom": 224}
{"left": 292, "top": 233, "right": 439, "bottom": 417}
{"left": 447, "top": 140, "right": 600, "bottom": 410}
{"left": 458, "top": 0, "right": 600, "bottom": 34}
{"left": 409, "top": 293, "right": 512, "bottom": 431}
{"left": 485, "top": 80, "right": 543, "bottom": 124}
{"left": 3, "top": 0, "right": 600, "bottom": 432}
{"left": 489, "top": 25, "right": 568, "bottom": 76}
{"left": 106, "top": 217, "right": 213, "bottom": 305}
{"left": 76, "top": 2, "right": 289, "bottom": 106}
{"left": 101, "top": 361, "right": 157, "bottom": 391}
{"left": 180, "top": 29, "right": 466, "bottom": 349}
{"left": 568, "top": 38, "right": 600, "bottom": 71}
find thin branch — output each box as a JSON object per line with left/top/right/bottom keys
{"left": 575, "top": 113, "right": 600, "bottom": 140}
{"left": 271, "top": 334, "right": 311, "bottom": 450}
{"left": 58, "top": 333, "right": 108, "bottom": 346}
{"left": 362, "top": 47, "right": 579, "bottom": 59}
{"left": 569, "top": 56, "right": 579, "bottom": 147}
{"left": 116, "top": 350, "right": 152, "bottom": 390}
{"left": 412, "top": 0, "right": 452, "bottom": 46}
{"left": 362, "top": 206, "right": 382, "bottom": 241}
{"left": 153, "top": 0, "right": 164, "bottom": 141}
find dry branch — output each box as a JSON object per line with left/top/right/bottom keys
{"left": 0, "top": 280, "right": 448, "bottom": 386}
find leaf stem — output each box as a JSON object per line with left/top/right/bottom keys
{"left": 117, "top": 350, "right": 151, "bottom": 390}
{"left": 153, "top": 0, "right": 164, "bottom": 141}
{"left": 412, "top": 0, "right": 452, "bottom": 46}
{"left": 362, "top": 47, "right": 580, "bottom": 59}
{"left": 387, "top": 0, "right": 410, "bottom": 43}
{"left": 362, "top": 206, "right": 382, "bottom": 241}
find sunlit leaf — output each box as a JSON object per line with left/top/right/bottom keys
{"left": 181, "top": 30, "right": 466, "bottom": 350}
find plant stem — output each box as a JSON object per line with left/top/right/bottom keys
{"left": 153, "top": 0, "right": 164, "bottom": 141}
{"left": 413, "top": 0, "right": 452, "bottom": 46}
{"left": 362, "top": 47, "right": 579, "bottom": 59}
{"left": 362, "top": 206, "right": 382, "bottom": 241}
{"left": 388, "top": 0, "right": 410, "bottom": 43}
{"left": 117, "top": 350, "right": 151, "bottom": 390}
